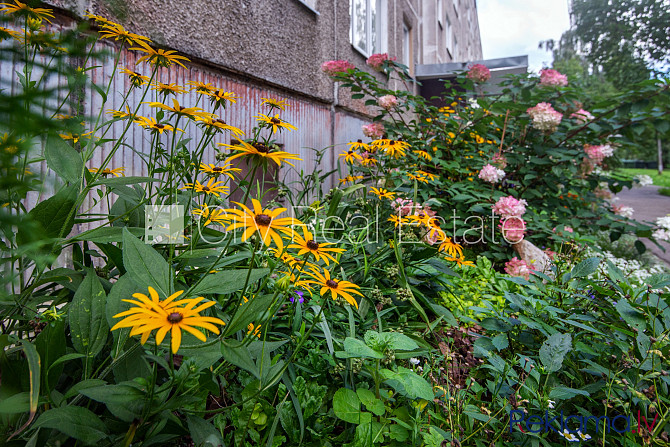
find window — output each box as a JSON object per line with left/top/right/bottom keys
{"left": 453, "top": 0, "right": 460, "bottom": 15}
{"left": 438, "top": 1, "right": 443, "bottom": 28}
{"left": 402, "top": 22, "right": 413, "bottom": 76}
{"left": 297, "top": 0, "right": 317, "bottom": 12}
{"left": 445, "top": 15, "right": 453, "bottom": 56}
{"left": 350, "top": 0, "right": 387, "bottom": 57}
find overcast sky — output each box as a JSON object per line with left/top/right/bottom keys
{"left": 477, "top": 0, "right": 571, "bottom": 73}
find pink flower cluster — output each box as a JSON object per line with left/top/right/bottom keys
{"left": 378, "top": 95, "right": 398, "bottom": 110}
{"left": 392, "top": 198, "right": 420, "bottom": 216}
{"left": 492, "top": 153, "right": 508, "bottom": 169}
{"left": 321, "top": 60, "right": 355, "bottom": 76}
{"left": 362, "top": 122, "right": 385, "bottom": 139}
{"left": 612, "top": 204, "right": 634, "bottom": 219}
{"left": 505, "top": 257, "right": 536, "bottom": 280}
{"left": 539, "top": 68, "right": 568, "bottom": 87}
{"left": 478, "top": 164, "right": 506, "bottom": 183}
{"left": 367, "top": 53, "right": 396, "bottom": 71}
{"left": 500, "top": 217, "right": 526, "bottom": 243}
{"left": 570, "top": 109, "right": 594, "bottom": 124}
{"left": 584, "top": 144, "right": 614, "bottom": 167}
{"left": 492, "top": 196, "right": 527, "bottom": 219}
{"left": 466, "top": 64, "right": 491, "bottom": 83}
{"left": 527, "top": 102, "right": 562, "bottom": 132}
{"left": 594, "top": 185, "right": 612, "bottom": 199}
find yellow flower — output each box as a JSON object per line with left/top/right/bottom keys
{"left": 224, "top": 198, "right": 303, "bottom": 252}
{"left": 119, "top": 68, "right": 149, "bottom": 87}
{"left": 130, "top": 40, "right": 190, "bottom": 69}
{"left": 347, "top": 139, "right": 371, "bottom": 152}
{"left": 247, "top": 323, "right": 262, "bottom": 338}
{"left": 339, "top": 175, "right": 364, "bottom": 184}
{"left": 194, "top": 116, "right": 245, "bottom": 137}
{"left": 219, "top": 140, "right": 302, "bottom": 168}
{"left": 106, "top": 105, "right": 140, "bottom": 121}
{"left": 135, "top": 116, "right": 183, "bottom": 134}
{"left": 111, "top": 286, "right": 225, "bottom": 354}
{"left": 388, "top": 214, "right": 409, "bottom": 228}
{"left": 181, "top": 178, "right": 229, "bottom": 197}
{"left": 151, "top": 82, "right": 188, "bottom": 95}
{"left": 360, "top": 157, "right": 378, "bottom": 166}
{"left": 288, "top": 228, "right": 345, "bottom": 265}
{"left": 192, "top": 204, "right": 229, "bottom": 226}
{"left": 439, "top": 237, "right": 463, "bottom": 257}
{"left": 261, "top": 97, "right": 290, "bottom": 110}
{"left": 416, "top": 170, "right": 437, "bottom": 181}
{"left": 187, "top": 80, "right": 216, "bottom": 93}
{"left": 84, "top": 11, "right": 115, "bottom": 27}
{"left": 147, "top": 99, "right": 212, "bottom": 119}
{"left": 199, "top": 163, "right": 241, "bottom": 180}
{"left": 205, "top": 89, "right": 239, "bottom": 108}
{"left": 60, "top": 131, "right": 94, "bottom": 144}
{"left": 89, "top": 166, "right": 125, "bottom": 177}
{"left": 373, "top": 139, "right": 409, "bottom": 158}
{"left": 99, "top": 23, "right": 151, "bottom": 45}
{"left": 338, "top": 149, "right": 362, "bottom": 164}
{"left": 413, "top": 150, "right": 432, "bottom": 161}
{"left": 255, "top": 113, "right": 297, "bottom": 133}
{"left": 369, "top": 187, "right": 395, "bottom": 200}
{"left": 0, "top": 1, "right": 54, "bottom": 22}
{"left": 305, "top": 268, "right": 362, "bottom": 308}
{"left": 406, "top": 172, "right": 428, "bottom": 183}
{"left": 0, "top": 26, "right": 21, "bottom": 40}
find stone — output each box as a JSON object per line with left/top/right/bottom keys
{"left": 513, "top": 240, "right": 552, "bottom": 275}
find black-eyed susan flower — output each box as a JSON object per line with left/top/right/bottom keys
{"left": 194, "top": 116, "right": 245, "bottom": 137}
{"left": 119, "top": 67, "right": 149, "bottom": 87}
{"left": 187, "top": 80, "right": 216, "bottom": 93}
{"left": 130, "top": 40, "right": 190, "bottom": 69}
{"left": 199, "top": 163, "right": 240, "bottom": 180}
{"left": 147, "top": 99, "right": 212, "bottom": 119}
{"left": 288, "top": 228, "right": 345, "bottom": 265}
{"left": 348, "top": 139, "right": 371, "bottom": 152}
{"left": 60, "top": 131, "right": 94, "bottom": 144}
{"left": 406, "top": 172, "right": 428, "bottom": 183}
{"left": 181, "top": 178, "right": 229, "bottom": 197}
{"left": 413, "top": 150, "right": 432, "bottom": 161}
{"left": 224, "top": 198, "right": 303, "bottom": 252}
{"left": 261, "top": 97, "right": 290, "bottom": 110}
{"left": 445, "top": 255, "right": 474, "bottom": 267}
{"left": 255, "top": 113, "right": 297, "bottom": 133}
{"left": 219, "top": 140, "right": 302, "bottom": 168}
{"left": 369, "top": 187, "right": 395, "bottom": 200}
{"left": 192, "top": 204, "right": 229, "bottom": 226}
{"left": 111, "top": 286, "right": 225, "bottom": 354}
{"left": 439, "top": 237, "right": 463, "bottom": 257}
{"left": 339, "top": 175, "right": 364, "bottom": 185}
{"left": 388, "top": 214, "right": 409, "bottom": 228}
{"left": 0, "top": 26, "right": 21, "bottom": 40}
{"left": 373, "top": 139, "right": 409, "bottom": 158}
{"left": 338, "top": 149, "right": 362, "bottom": 164}
{"left": 151, "top": 82, "right": 188, "bottom": 96}
{"left": 89, "top": 166, "right": 125, "bottom": 177}
{"left": 0, "top": 1, "right": 54, "bottom": 22}
{"left": 84, "top": 11, "right": 114, "bottom": 26}
{"left": 247, "top": 323, "right": 262, "bottom": 338}
{"left": 360, "top": 156, "right": 377, "bottom": 166}
{"left": 269, "top": 248, "right": 319, "bottom": 273}
{"left": 305, "top": 268, "right": 362, "bottom": 308}
{"left": 106, "top": 105, "right": 140, "bottom": 121}
{"left": 416, "top": 170, "right": 437, "bottom": 181}
{"left": 136, "top": 116, "right": 183, "bottom": 134}
{"left": 206, "top": 89, "right": 239, "bottom": 109}
{"left": 99, "top": 22, "right": 151, "bottom": 45}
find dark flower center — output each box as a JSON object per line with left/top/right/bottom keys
{"left": 214, "top": 118, "right": 226, "bottom": 125}
{"left": 253, "top": 143, "right": 271, "bottom": 153}
{"left": 270, "top": 117, "right": 281, "bottom": 125}
{"left": 167, "top": 312, "right": 183, "bottom": 323}
{"left": 326, "top": 279, "right": 338, "bottom": 289}
{"left": 154, "top": 124, "right": 164, "bottom": 129}
{"left": 306, "top": 240, "right": 319, "bottom": 250}
{"left": 255, "top": 213, "right": 272, "bottom": 226}
{"left": 357, "top": 139, "right": 362, "bottom": 143}
{"left": 212, "top": 167, "right": 223, "bottom": 172}
{"left": 389, "top": 140, "right": 396, "bottom": 145}
{"left": 201, "top": 186, "right": 210, "bottom": 192}
{"left": 348, "top": 150, "right": 354, "bottom": 155}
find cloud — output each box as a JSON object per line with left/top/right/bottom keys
{"left": 477, "top": 0, "right": 570, "bottom": 73}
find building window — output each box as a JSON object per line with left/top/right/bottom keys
{"left": 438, "top": 1, "right": 443, "bottom": 28}
{"left": 445, "top": 15, "right": 453, "bottom": 57}
{"left": 297, "top": 0, "right": 317, "bottom": 12}
{"left": 350, "top": 0, "right": 386, "bottom": 57}
{"left": 402, "top": 22, "right": 413, "bottom": 76}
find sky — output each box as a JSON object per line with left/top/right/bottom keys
{"left": 477, "top": 0, "right": 571, "bottom": 73}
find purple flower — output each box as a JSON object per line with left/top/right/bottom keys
{"left": 290, "top": 290, "right": 304, "bottom": 304}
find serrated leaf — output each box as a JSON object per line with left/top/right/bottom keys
{"left": 570, "top": 257, "right": 600, "bottom": 278}
{"left": 69, "top": 272, "right": 108, "bottom": 364}
{"left": 45, "top": 133, "right": 83, "bottom": 183}
{"left": 539, "top": 333, "right": 572, "bottom": 373}
{"left": 491, "top": 333, "right": 509, "bottom": 351}
{"left": 356, "top": 388, "right": 385, "bottom": 416}
{"left": 340, "top": 337, "right": 384, "bottom": 359}
{"left": 380, "top": 367, "right": 434, "bottom": 400}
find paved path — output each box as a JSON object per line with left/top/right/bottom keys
{"left": 616, "top": 185, "right": 670, "bottom": 265}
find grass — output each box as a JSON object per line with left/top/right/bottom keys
{"left": 617, "top": 168, "right": 670, "bottom": 188}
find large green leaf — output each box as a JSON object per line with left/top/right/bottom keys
{"left": 79, "top": 384, "right": 144, "bottom": 404}
{"left": 356, "top": 388, "right": 385, "bottom": 416}
{"left": 187, "top": 415, "right": 224, "bottom": 447}
{"left": 569, "top": 257, "right": 600, "bottom": 279}
{"left": 69, "top": 271, "right": 108, "bottom": 365}
{"left": 539, "top": 333, "right": 572, "bottom": 373}
{"left": 18, "top": 184, "right": 78, "bottom": 245}
{"left": 33, "top": 406, "right": 108, "bottom": 445}
{"left": 45, "top": 133, "right": 83, "bottom": 183}
{"left": 224, "top": 293, "right": 275, "bottom": 336}
{"left": 73, "top": 226, "right": 144, "bottom": 243}
{"left": 615, "top": 300, "right": 646, "bottom": 331}
{"left": 105, "top": 274, "right": 137, "bottom": 357}
{"left": 221, "top": 341, "right": 260, "bottom": 379}
{"left": 333, "top": 388, "right": 366, "bottom": 424}
{"left": 122, "top": 227, "right": 171, "bottom": 297}
{"left": 380, "top": 367, "right": 434, "bottom": 401}
{"left": 190, "top": 268, "right": 269, "bottom": 296}
{"left": 35, "top": 320, "right": 65, "bottom": 391}
{"left": 337, "top": 337, "right": 384, "bottom": 359}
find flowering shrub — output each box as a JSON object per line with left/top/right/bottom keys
{"left": 538, "top": 68, "right": 569, "bottom": 87}
{"left": 320, "top": 59, "right": 355, "bottom": 76}
{"left": 466, "top": 63, "right": 491, "bottom": 83}
{"left": 527, "top": 101, "right": 563, "bottom": 132}
{"left": 378, "top": 94, "right": 398, "bottom": 110}
{"left": 366, "top": 52, "right": 396, "bottom": 71}
{"left": 478, "top": 163, "right": 506, "bottom": 183}
{"left": 504, "top": 256, "right": 535, "bottom": 279}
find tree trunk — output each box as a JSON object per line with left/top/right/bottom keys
{"left": 658, "top": 131, "right": 663, "bottom": 175}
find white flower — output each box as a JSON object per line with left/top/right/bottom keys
{"left": 559, "top": 429, "right": 579, "bottom": 442}
{"left": 653, "top": 228, "right": 670, "bottom": 241}
{"left": 578, "top": 431, "right": 592, "bottom": 441}
{"left": 655, "top": 215, "right": 670, "bottom": 230}
{"left": 600, "top": 144, "right": 615, "bottom": 157}
{"left": 634, "top": 174, "right": 653, "bottom": 187}
{"left": 409, "top": 357, "right": 420, "bottom": 365}
{"left": 547, "top": 400, "right": 555, "bottom": 409}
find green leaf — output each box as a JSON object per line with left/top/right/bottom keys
{"left": 221, "top": 341, "right": 260, "bottom": 379}
{"left": 479, "top": 317, "right": 512, "bottom": 332}
{"left": 383, "top": 332, "right": 419, "bottom": 351}
{"left": 190, "top": 268, "right": 269, "bottom": 296}
{"left": 615, "top": 300, "right": 646, "bottom": 331}
{"left": 0, "top": 392, "right": 30, "bottom": 414}
{"left": 20, "top": 184, "right": 78, "bottom": 242}
{"left": 380, "top": 367, "right": 434, "bottom": 400}
{"left": 491, "top": 333, "right": 509, "bottom": 351}
{"left": 93, "top": 176, "right": 161, "bottom": 187}
{"left": 187, "top": 415, "right": 224, "bottom": 447}
{"left": 333, "top": 388, "right": 363, "bottom": 424}
{"left": 570, "top": 257, "right": 600, "bottom": 278}
{"left": 122, "top": 227, "right": 171, "bottom": 297}
{"left": 45, "top": 133, "right": 83, "bottom": 183}
{"left": 20, "top": 340, "right": 40, "bottom": 426}
{"left": 338, "top": 337, "right": 384, "bottom": 359}
{"left": 105, "top": 274, "right": 137, "bottom": 357}
{"left": 80, "top": 384, "right": 144, "bottom": 404}
{"left": 224, "top": 293, "right": 275, "bottom": 336}
{"left": 72, "top": 226, "right": 144, "bottom": 243}
{"left": 549, "top": 386, "right": 590, "bottom": 400}
{"left": 69, "top": 271, "right": 108, "bottom": 361}
{"left": 33, "top": 406, "right": 108, "bottom": 445}
{"left": 539, "top": 333, "right": 572, "bottom": 373}
{"left": 356, "top": 388, "right": 385, "bottom": 416}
